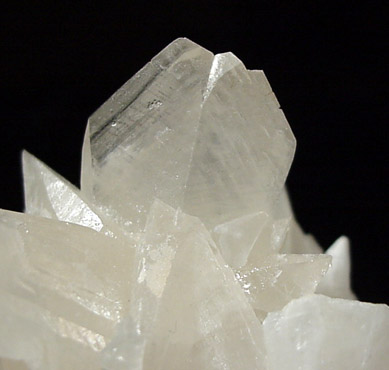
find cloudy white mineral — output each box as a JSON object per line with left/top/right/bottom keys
{"left": 0, "top": 38, "right": 387, "bottom": 370}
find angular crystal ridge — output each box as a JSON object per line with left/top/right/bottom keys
{"left": 0, "top": 38, "right": 387, "bottom": 370}
{"left": 81, "top": 38, "right": 295, "bottom": 262}
{"left": 106, "top": 200, "right": 266, "bottom": 370}
{"left": 23, "top": 150, "right": 104, "bottom": 231}
{"left": 316, "top": 236, "right": 356, "bottom": 299}
{"left": 0, "top": 210, "right": 134, "bottom": 369}
{"left": 235, "top": 253, "right": 331, "bottom": 320}
{"left": 22, "top": 150, "right": 136, "bottom": 243}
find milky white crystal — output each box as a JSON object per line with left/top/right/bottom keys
{"left": 0, "top": 210, "right": 134, "bottom": 369}
{"left": 235, "top": 253, "right": 331, "bottom": 320}
{"left": 0, "top": 38, "right": 388, "bottom": 370}
{"left": 263, "top": 294, "right": 388, "bottom": 370}
{"left": 81, "top": 39, "right": 295, "bottom": 253}
{"left": 115, "top": 200, "right": 267, "bottom": 370}
{"left": 316, "top": 236, "right": 356, "bottom": 299}
{"left": 22, "top": 150, "right": 104, "bottom": 232}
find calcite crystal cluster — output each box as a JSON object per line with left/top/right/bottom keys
{"left": 0, "top": 38, "right": 388, "bottom": 370}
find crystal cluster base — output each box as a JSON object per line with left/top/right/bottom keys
{"left": 0, "top": 38, "right": 387, "bottom": 370}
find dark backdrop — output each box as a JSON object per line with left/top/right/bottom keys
{"left": 1, "top": 2, "right": 387, "bottom": 304}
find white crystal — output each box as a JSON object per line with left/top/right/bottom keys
{"left": 263, "top": 294, "right": 389, "bottom": 370}
{"left": 81, "top": 38, "right": 295, "bottom": 262}
{"left": 213, "top": 211, "right": 269, "bottom": 268}
{"left": 0, "top": 38, "right": 387, "bottom": 370}
{"left": 316, "top": 236, "right": 356, "bottom": 299}
{"left": 106, "top": 200, "right": 266, "bottom": 370}
{"left": 235, "top": 253, "right": 331, "bottom": 320}
{"left": 22, "top": 150, "right": 135, "bottom": 242}
{"left": 276, "top": 189, "right": 323, "bottom": 255}
{"left": 23, "top": 150, "right": 104, "bottom": 232}
{"left": 0, "top": 210, "right": 134, "bottom": 369}
{"left": 101, "top": 316, "right": 144, "bottom": 370}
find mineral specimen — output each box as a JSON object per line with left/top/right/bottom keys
{"left": 0, "top": 38, "right": 387, "bottom": 370}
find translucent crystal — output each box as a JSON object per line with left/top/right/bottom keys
{"left": 242, "top": 188, "right": 322, "bottom": 272}
{"left": 23, "top": 151, "right": 104, "bottom": 231}
{"left": 316, "top": 236, "right": 356, "bottom": 299}
{"left": 22, "top": 150, "right": 133, "bottom": 242}
{"left": 0, "top": 210, "right": 134, "bottom": 369}
{"left": 101, "top": 316, "right": 144, "bottom": 370}
{"left": 105, "top": 200, "right": 266, "bottom": 370}
{"left": 276, "top": 189, "right": 323, "bottom": 255}
{"left": 81, "top": 38, "right": 295, "bottom": 265}
{"left": 0, "top": 38, "right": 387, "bottom": 370}
{"left": 263, "top": 294, "right": 389, "bottom": 370}
{"left": 235, "top": 253, "right": 331, "bottom": 320}
{"left": 213, "top": 211, "right": 269, "bottom": 268}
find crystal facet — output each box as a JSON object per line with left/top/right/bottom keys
{"left": 82, "top": 39, "right": 295, "bottom": 245}
{"left": 263, "top": 294, "right": 389, "bottom": 370}
{"left": 0, "top": 210, "right": 134, "bottom": 369}
{"left": 0, "top": 38, "right": 387, "bottom": 370}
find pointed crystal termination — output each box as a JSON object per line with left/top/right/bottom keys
{"left": 104, "top": 200, "right": 267, "bottom": 370}
{"left": 23, "top": 150, "right": 104, "bottom": 231}
{"left": 1, "top": 38, "right": 387, "bottom": 370}
{"left": 81, "top": 38, "right": 214, "bottom": 232}
{"left": 22, "top": 150, "right": 133, "bottom": 242}
{"left": 81, "top": 38, "right": 296, "bottom": 266}
{"left": 316, "top": 236, "right": 356, "bottom": 299}
{"left": 0, "top": 210, "right": 135, "bottom": 369}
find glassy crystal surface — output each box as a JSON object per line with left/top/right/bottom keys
{"left": 22, "top": 150, "right": 135, "bottom": 243}
{"left": 106, "top": 200, "right": 266, "bottom": 370}
{"left": 0, "top": 38, "right": 387, "bottom": 370}
{"left": 0, "top": 210, "right": 134, "bottom": 369}
{"left": 235, "top": 253, "right": 331, "bottom": 320}
{"left": 23, "top": 151, "right": 104, "bottom": 231}
{"left": 81, "top": 39, "right": 295, "bottom": 258}
{"left": 316, "top": 236, "right": 356, "bottom": 299}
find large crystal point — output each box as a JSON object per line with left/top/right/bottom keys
{"left": 263, "top": 294, "right": 389, "bottom": 370}
{"left": 0, "top": 210, "right": 134, "bottom": 369}
{"left": 81, "top": 39, "right": 214, "bottom": 231}
{"left": 81, "top": 38, "right": 295, "bottom": 264}
{"left": 0, "top": 38, "right": 387, "bottom": 370}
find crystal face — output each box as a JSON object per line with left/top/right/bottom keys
{"left": 0, "top": 38, "right": 388, "bottom": 370}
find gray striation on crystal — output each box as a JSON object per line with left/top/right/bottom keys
{"left": 0, "top": 38, "right": 387, "bottom": 370}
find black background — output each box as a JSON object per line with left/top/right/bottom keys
{"left": 1, "top": 2, "right": 388, "bottom": 304}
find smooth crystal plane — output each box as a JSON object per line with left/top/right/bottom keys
{"left": 0, "top": 38, "right": 387, "bottom": 369}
